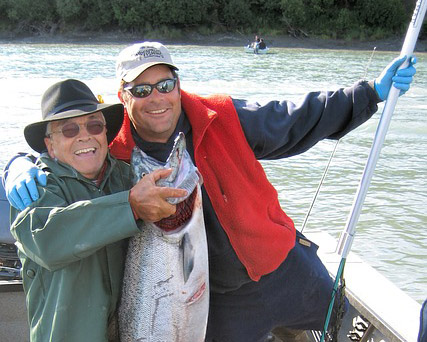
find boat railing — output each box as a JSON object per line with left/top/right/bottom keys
{"left": 306, "top": 231, "right": 422, "bottom": 342}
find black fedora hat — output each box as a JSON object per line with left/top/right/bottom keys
{"left": 24, "top": 79, "right": 124, "bottom": 153}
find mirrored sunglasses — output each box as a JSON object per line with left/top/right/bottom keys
{"left": 48, "top": 120, "right": 106, "bottom": 138}
{"left": 124, "top": 78, "right": 177, "bottom": 98}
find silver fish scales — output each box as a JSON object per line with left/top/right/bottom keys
{"left": 119, "top": 132, "right": 209, "bottom": 342}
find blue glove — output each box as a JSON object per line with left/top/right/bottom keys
{"left": 374, "top": 55, "right": 417, "bottom": 101}
{"left": 4, "top": 157, "right": 47, "bottom": 210}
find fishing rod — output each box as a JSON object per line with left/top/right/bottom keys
{"left": 301, "top": 46, "right": 377, "bottom": 234}
{"left": 320, "top": 0, "right": 427, "bottom": 340}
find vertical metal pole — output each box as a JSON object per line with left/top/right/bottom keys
{"left": 321, "top": 1, "right": 427, "bottom": 340}
{"left": 336, "top": 0, "right": 427, "bottom": 259}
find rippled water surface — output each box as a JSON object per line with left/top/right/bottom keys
{"left": 0, "top": 42, "right": 425, "bottom": 303}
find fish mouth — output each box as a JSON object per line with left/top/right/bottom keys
{"left": 74, "top": 147, "right": 97, "bottom": 155}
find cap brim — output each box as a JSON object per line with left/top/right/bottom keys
{"left": 24, "top": 103, "right": 124, "bottom": 153}
{"left": 122, "top": 62, "right": 178, "bottom": 83}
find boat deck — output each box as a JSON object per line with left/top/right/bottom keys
{"left": 0, "top": 232, "right": 422, "bottom": 341}
{"left": 0, "top": 280, "right": 28, "bottom": 342}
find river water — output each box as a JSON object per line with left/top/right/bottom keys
{"left": 0, "top": 42, "right": 425, "bottom": 304}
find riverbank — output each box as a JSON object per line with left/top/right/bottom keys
{"left": 1, "top": 31, "right": 426, "bottom": 52}
{"left": 171, "top": 32, "right": 427, "bottom": 52}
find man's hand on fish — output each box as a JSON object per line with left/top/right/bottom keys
{"left": 129, "top": 168, "right": 188, "bottom": 222}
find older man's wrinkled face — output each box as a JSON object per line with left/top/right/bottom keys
{"left": 120, "top": 64, "right": 182, "bottom": 143}
{"left": 44, "top": 112, "right": 108, "bottom": 179}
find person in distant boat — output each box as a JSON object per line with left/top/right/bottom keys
{"left": 258, "top": 38, "right": 267, "bottom": 50}
{"left": 4, "top": 42, "right": 417, "bottom": 341}
{"left": 251, "top": 35, "right": 260, "bottom": 48}
{"left": 9, "top": 79, "right": 185, "bottom": 341}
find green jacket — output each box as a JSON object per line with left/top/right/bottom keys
{"left": 10, "top": 153, "right": 140, "bottom": 342}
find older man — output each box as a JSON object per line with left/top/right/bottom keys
{"left": 10, "top": 79, "right": 185, "bottom": 341}
{"left": 5, "top": 43, "right": 417, "bottom": 341}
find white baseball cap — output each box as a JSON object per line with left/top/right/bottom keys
{"left": 116, "top": 42, "right": 178, "bottom": 83}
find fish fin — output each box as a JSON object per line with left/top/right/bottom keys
{"left": 182, "top": 232, "right": 195, "bottom": 283}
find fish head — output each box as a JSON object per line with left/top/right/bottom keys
{"left": 164, "top": 132, "right": 186, "bottom": 182}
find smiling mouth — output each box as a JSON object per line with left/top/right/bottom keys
{"left": 75, "top": 147, "right": 96, "bottom": 155}
{"left": 147, "top": 108, "right": 168, "bottom": 115}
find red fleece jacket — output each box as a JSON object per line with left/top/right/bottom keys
{"left": 109, "top": 90, "right": 296, "bottom": 281}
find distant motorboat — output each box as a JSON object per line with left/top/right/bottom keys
{"left": 244, "top": 45, "right": 270, "bottom": 54}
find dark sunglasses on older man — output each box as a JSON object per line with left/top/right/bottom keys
{"left": 124, "top": 78, "right": 177, "bottom": 98}
{"left": 47, "top": 120, "right": 106, "bottom": 138}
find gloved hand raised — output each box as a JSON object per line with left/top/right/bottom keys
{"left": 4, "top": 156, "right": 46, "bottom": 210}
{"left": 374, "top": 55, "right": 417, "bottom": 101}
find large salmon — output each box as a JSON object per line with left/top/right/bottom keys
{"left": 119, "top": 133, "right": 209, "bottom": 342}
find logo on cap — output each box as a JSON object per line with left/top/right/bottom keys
{"left": 135, "top": 47, "right": 164, "bottom": 59}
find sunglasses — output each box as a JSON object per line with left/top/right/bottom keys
{"left": 47, "top": 120, "right": 106, "bottom": 138}
{"left": 124, "top": 78, "right": 177, "bottom": 98}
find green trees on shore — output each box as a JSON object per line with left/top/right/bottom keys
{"left": 0, "top": 0, "right": 425, "bottom": 40}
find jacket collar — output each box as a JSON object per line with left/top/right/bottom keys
{"left": 181, "top": 90, "right": 218, "bottom": 152}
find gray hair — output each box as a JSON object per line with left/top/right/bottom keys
{"left": 45, "top": 122, "right": 52, "bottom": 137}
